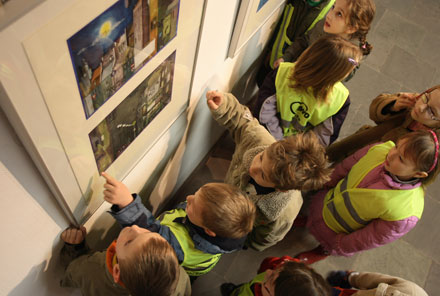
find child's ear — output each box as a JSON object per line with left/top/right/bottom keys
{"left": 204, "top": 228, "right": 216, "bottom": 237}
{"left": 345, "top": 25, "right": 358, "bottom": 35}
{"left": 112, "top": 263, "right": 121, "bottom": 283}
{"left": 414, "top": 171, "right": 429, "bottom": 179}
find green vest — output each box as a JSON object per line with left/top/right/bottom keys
{"left": 269, "top": 0, "right": 335, "bottom": 67}
{"left": 160, "top": 208, "right": 222, "bottom": 276}
{"left": 231, "top": 272, "right": 266, "bottom": 296}
{"left": 323, "top": 141, "right": 425, "bottom": 234}
{"left": 275, "top": 62, "right": 348, "bottom": 137}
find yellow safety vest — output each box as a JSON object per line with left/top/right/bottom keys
{"left": 231, "top": 272, "right": 265, "bottom": 296}
{"left": 269, "top": 0, "right": 335, "bottom": 68}
{"left": 160, "top": 208, "right": 221, "bottom": 276}
{"left": 323, "top": 141, "right": 424, "bottom": 234}
{"left": 275, "top": 62, "right": 348, "bottom": 137}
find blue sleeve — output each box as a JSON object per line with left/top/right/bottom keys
{"left": 109, "top": 194, "right": 161, "bottom": 231}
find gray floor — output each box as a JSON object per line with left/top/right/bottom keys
{"left": 174, "top": 1, "right": 440, "bottom": 295}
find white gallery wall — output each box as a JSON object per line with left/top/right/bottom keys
{"left": 0, "top": 0, "right": 284, "bottom": 294}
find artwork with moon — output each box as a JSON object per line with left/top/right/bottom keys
{"left": 67, "top": 0, "right": 179, "bottom": 118}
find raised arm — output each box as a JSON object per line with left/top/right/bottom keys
{"left": 369, "top": 92, "right": 417, "bottom": 123}
{"left": 207, "top": 91, "right": 274, "bottom": 147}
{"left": 102, "top": 172, "right": 160, "bottom": 230}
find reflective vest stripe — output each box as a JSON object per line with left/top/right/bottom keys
{"left": 269, "top": 0, "right": 335, "bottom": 67}
{"left": 327, "top": 200, "right": 354, "bottom": 233}
{"left": 340, "top": 178, "right": 369, "bottom": 226}
{"left": 270, "top": 4, "right": 294, "bottom": 68}
{"left": 327, "top": 178, "right": 374, "bottom": 232}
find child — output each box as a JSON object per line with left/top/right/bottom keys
{"left": 207, "top": 91, "right": 332, "bottom": 251}
{"left": 102, "top": 172, "right": 256, "bottom": 277}
{"left": 327, "top": 270, "right": 429, "bottom": 296}
{"left": 220, "top": 256, "right": 332, "bottom": 296}
{"left": 59, "top": 225, "right": 190, "bottom": 296}
{"left": 273, "top": 0, "right": 375, "bottom": 71}
{"left": 327, "top": 85, "right": 440, "bottom": 162}
{"left": 256, "top": 35, "right": 362, "bottom": 146}
{"left": 256, "top": 0, "right": 335, "bottom": 86}
{"left": 296, "top": 130, "right": 440, "bottom": 263}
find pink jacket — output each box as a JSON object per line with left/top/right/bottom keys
{"left": 307, "top": 143, "right": 422, "bottom": 256}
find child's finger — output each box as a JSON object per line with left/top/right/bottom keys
{"left": 103, "top": 182, "right": 115, "bottom": 191}
{"left": 207, "top": 99, "right": 218, "bottom": 110}
{"left": 101, "top": 172, "right": 117, "bottom": 186}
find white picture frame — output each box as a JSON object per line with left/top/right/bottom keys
{"left": 0, "top": 0, "right": 204, "bottom": 224}
{"left": 228, "top": 0, "right": 285, "bottom": 58}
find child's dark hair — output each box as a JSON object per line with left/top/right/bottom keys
{"left": 119, "top": 236, "right": 180, "bottom": 296}
{"left": 265, "top": 131, "right": 333, "bottom": 191}
{"left": 291, "top": 35, "right": 362, "bottom": 102}
{"left": 274, "top": 261, "right": 332, "bottom": 296}
{"left": 199, "top": 183, "right": 256, "bottom": 239}
{"left": 346, "top": 0, "right": 376, "bottom": 56}
{"left": 399, "top": 129, "right": 440, "bottom": 186}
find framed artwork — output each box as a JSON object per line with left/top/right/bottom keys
{"left": 0, "top": 0, "right": 204, "bottom": 224}
{"left": 228, "top": 0, "right": 285, "bottom": 58}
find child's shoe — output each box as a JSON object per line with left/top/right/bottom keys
{"left": 295, "top": 245, "right": 329, "bottom": 264}
{"left": 220, "top": 283, "right": 240, "bottom": 296}
{"left": 327, "top": 270, "right": 351, "bottom": 288}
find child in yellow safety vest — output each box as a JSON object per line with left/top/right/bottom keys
{"left": 272, "top": 0, "right": 375, "bottom": 79}
{"left": 296, "top": 129, "right": 440, "bottom": 263}
{"left": 255, "top": 35, "right": 361, "bottom": 146}
{"left": 327, "top": 85, "right": 440, "bottom": 163}
{"left": 101, "top": 173, "right": 256, "bottom": 278}
{"left": 220, "top": 256, "right": 332, "bottom": 296}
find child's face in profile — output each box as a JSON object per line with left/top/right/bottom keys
{"left": 410, "top": 89, "right": 440, "bottom": 128}
{"left": 116, "top": 225, "right": 162, "bottom": 261}
{"left": 249, "top": 150, "right": 277, "bottom": 188}
{"left": 324, "top": 0, "right": 356, "bottom": 37}
{"left": 186, "top": 189, "right": 206, "bottom": 229}
{"left": 261, "top": 265, "right": 282, "bottom": 296}
{"left": 384, "top": 139, "right": 426, "bottom": 180}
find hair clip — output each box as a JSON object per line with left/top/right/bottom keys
{"left": 361, "top": 43, "right": 367, "bottom": 49}
{"left": 348, "top": 58, "right": 358, "bottom": 66}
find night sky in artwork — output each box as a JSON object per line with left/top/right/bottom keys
{"left": 67, "top": 0, "right": 136, "bottom": 69}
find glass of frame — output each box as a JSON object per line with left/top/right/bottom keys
{"left": 0, "top": 0, "right": 204, "bottom": 224}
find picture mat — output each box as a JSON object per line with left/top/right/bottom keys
{"left": 228, "top": 0, "right": 284, "bottom": 57}
{"left": 21, "top": 0, "right": 202, "bottom": 222}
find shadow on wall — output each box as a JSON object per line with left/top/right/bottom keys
{"left": 8, "top": 241, "right": 77, "bottom": 296}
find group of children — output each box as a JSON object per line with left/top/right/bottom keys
{"left": 58, "top": 0, "right": 435, "bottom": 295}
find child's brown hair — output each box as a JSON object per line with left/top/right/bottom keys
{"left": 199, "top": 183, "right": 256, "bottom": 239}
{"left": 275, "top": 261, "right": 332, "bottom": 296}
{"left": 399, "top": 129, "right": 440, "bottom": 186}
{"left": 264, "top": 132, "right": 332, "bottom": 191}
{"left": 345, "top": 0, "right": 376, "bottom": 56}
{"left": 119, "top": 236, "right": 180, "bottom": 296}
{"left": 291, "top": 35, "right": 362, "bottom": 103}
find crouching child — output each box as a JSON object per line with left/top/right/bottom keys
{"left": 102, "top": 173, "right": 256, "bottom": 277}
{"left": 59, "top": 224, "right": 189, "bottom": 296}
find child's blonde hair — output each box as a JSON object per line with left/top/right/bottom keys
{"left": 399, "top": 129, "right": 440, "bottom": 186}
{"left": 199, "top": 183, "right": 256, "bottom": 239}
{"left": 291, "top": 35, "right": 362, "bottom": 103}
{"left": 265, "top": 132, "right": 333, "bottom": 191}
{"left": 345, "top": 0, "right": 376, "bottom": 55}
{"left": 119, "top": 236, "right": 180, "bottom": 296}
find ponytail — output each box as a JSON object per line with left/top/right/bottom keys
{"left": 359, "top": 34, "right": 373, "bottom": 56}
